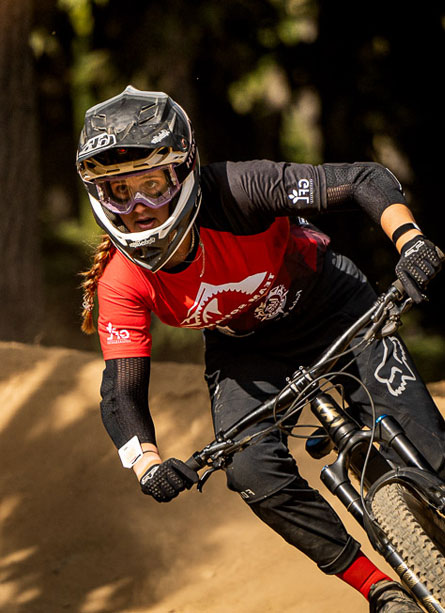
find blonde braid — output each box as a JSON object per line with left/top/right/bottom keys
{"left": 80, "top": 235, "right": 116, "bottom": 334}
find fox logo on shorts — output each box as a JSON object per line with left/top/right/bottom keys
{"left": 374, "top": 337, "right": 416, "bottom": 396}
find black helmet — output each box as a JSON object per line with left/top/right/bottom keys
{"left": 77, "top": 86, "right": 200, "bottom": 271}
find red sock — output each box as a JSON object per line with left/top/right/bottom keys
{"left": 336, "top": 551, "right": 392, "bottom": 600}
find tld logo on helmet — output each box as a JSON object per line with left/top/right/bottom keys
{"left": 80, "top": 133, "right": 117, "bottom": 156}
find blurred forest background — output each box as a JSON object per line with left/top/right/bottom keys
{"left": 0, "top": 0, "right": 444, "bottom": 379}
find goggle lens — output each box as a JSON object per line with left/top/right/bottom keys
{"left": 96, "top": 165, "right": 180, "bottom": 215}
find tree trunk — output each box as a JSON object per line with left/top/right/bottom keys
{"left": 0, "top": 0, "right": 43, "bottom": 342}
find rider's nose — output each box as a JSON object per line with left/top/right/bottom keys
{"left": 133, "top": 202, "right": 148, "bottom": 213}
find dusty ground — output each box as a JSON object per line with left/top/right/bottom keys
{"left": 1, "top": 341, "right": 444, "bottom": 613}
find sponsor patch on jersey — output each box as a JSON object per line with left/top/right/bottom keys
{"left": 254, "top": 284, "right": 288, "bottom": 321}
{"left": 106, "top": 322, "right": 131, "bottom": 344}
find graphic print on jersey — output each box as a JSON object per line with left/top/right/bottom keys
{"left": 181, "top": 272, "right": 275, "bottom": 328}
{"left": 374, "top": 336, "right": 416, "bottom": 396}
{"left": 254, "top": 284, "right": 288, "bottom": 321}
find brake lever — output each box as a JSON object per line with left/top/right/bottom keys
{"left": 399, "top": 295, "right": 414, "bottom": 314}
{"left": 196, "top": 456, "right": 228, "bottom": 492}
{"left": 197, "top": 467, "right": 217, "bottom": 492}
{"left": 369, "top": 295, "right": 413, "bottom": 339}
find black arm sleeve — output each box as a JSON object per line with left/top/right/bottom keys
{"left": 100, "top": 357, "right": 156, "bottom": 449}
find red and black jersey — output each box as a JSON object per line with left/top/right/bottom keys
{"left": 97, "top": 160, "right": 406, "bottom": 359}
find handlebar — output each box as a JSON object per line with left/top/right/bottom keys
{"left": 185, "top": 280, "right": 412, "bottom": 476}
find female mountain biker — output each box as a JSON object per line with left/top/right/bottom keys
{"left": 77, "top": 86, "right": 445, "bottom": 612}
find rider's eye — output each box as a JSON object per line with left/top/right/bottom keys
{"left": 111, "top": 183, "right": 130, "bottom": 201}
{"left": 146, "top": 179, "right": 159, "bottom": 191}
{"left": 141, "top": 178, "right": 165, "bottom": 196}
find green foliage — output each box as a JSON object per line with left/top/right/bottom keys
{"left": 29, "top": 27, "right": 60, "bottom": 59}
{"left": 398, "top": 309, "right": 445, "bottom": 383}
{"left": 42, "top": 220, "right": 101, "bottom": 352}
{"left": 58, "top": 0, "right": 108, "bottom": 37}
{"left": 281, "top": 92, "right": 322, "bottom": 163}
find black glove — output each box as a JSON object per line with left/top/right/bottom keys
{"left": 395, "top": 235, "right": 444, "bottom": 303}
{"left": 140, "top": 458, "right": 199, "bottom": 502}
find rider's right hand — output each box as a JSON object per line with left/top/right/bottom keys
{"left": 140, "top": 458, "right": 199, "bottom": 502}
{"left": 395, "top": 236, "right": 444, "bottom": 303}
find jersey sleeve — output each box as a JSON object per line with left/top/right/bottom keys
{"left": 227, "top": 159, "right": 327, "bottom": 218}
{"left": 200, "top": 160, "right": 327, "bottom": 234}
{"left": 97, "top": 254, "right": 153, "bottom": 359}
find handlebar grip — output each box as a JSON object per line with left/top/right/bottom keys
{"left": 391, "top": 278, "right": 405, "bottom": 296}
{"left": 185, "top": 454, "right": 203, "bottom": 472}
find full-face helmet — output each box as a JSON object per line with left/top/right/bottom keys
{"left": 77, "top": 86, "right": 200, "bottom": 271}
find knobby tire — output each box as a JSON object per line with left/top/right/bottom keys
{"left": 371, "top": 482, "right": 445, "bottom": 611}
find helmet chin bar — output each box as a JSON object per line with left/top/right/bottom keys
{"left": 135, "top": 187, "right": 200, "bottom": 272}
{"left": 118, "top": 207, "right": 197, "bottom": 272}
{"left": 155, "top": 212, "right": 197, "bottom": 271}
{"left": 168, "top": 229, "right": 178, "bottom": 245}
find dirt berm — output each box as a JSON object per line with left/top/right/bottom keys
{"left": 1, "top": 341, "right": 444, "bottom": 613}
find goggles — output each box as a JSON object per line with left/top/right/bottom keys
{"left": 95, "top": 165, "right": 180, "bottom": 215}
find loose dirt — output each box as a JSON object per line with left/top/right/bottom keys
{"left": 1, "top": 341, "right": 444, "bottom": 613}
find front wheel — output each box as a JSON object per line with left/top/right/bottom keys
{"left": 371, "top": 482, "right": 445, "bottom": 612}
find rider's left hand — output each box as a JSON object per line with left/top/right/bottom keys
{"left": 395, "top": 236, "right": 444, "bottom": 303}
{"left": 140, "top": 458, "right": 199, "bottom": 502}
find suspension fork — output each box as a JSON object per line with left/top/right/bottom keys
{"left": 310, "top": 392, "right": 437, "bottom": 525}
{"left": 310, "top": 392, "right": 392, "bottom": 526}
{"left": 374, "top": 414, "right": 435, "bottom": 472}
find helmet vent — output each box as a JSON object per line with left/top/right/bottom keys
{"left": 91, "top": 113, "right": 107, "bottom": 132}
{"left": 138, "top": 104, "right": 157, "bottom": 125}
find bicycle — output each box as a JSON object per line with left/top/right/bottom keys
{"left": 184, "top": 280, "right": 445, "bottom": 612}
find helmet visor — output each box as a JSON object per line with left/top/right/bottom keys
{"left": 95, "top": 165, "right": 180, "bottom": 215}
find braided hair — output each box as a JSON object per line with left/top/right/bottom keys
{"left": 80, "top": 235, "right": 116, "bottom": 334}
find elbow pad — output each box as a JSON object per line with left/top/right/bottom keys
{"left": 322, "top": 162, "right": 407, "bottom": 224}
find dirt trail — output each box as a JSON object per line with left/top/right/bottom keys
{"left": 1, "top": 341, "right": 444, "bottom": 613}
